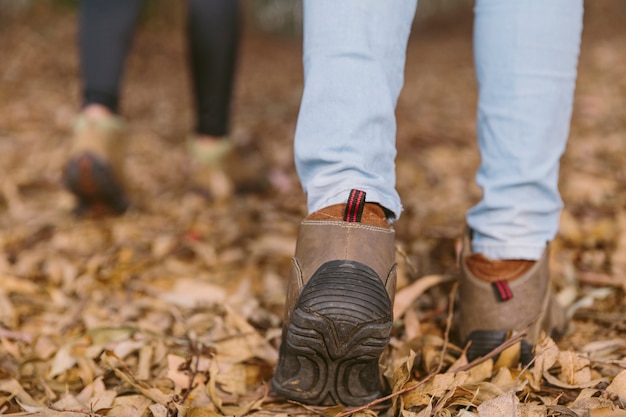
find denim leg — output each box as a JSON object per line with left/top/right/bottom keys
{"left": 467, "top": 0, "right": 583, "bottom": 260}
{"left": 295, "top": 0, "right": 417, "bottom": 219}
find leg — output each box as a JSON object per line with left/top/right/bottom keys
{"left": 467, "top": 0, "right": 583, "bottom": 260}
{"left": 459, "top": 0, "right": 583, "bottom": 362}
{"left": 185, "top": 0, "right": 241, "bottom": 200}
{"left": 79, "top": 0, "right": 142, "bottom": 113}
{"left": 273, "top": 0, "right": 417, "bottom": 406}
{"left": 187, "top": 0, "right": 239, "bottom": 137}
{"left": 64, "top": 0, "right": 142, "bottom": 215}
{"left": 294, "top": 0, "right": 417, "bottom": 219}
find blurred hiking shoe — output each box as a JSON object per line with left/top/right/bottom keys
{"left": 187, "top": 136, "right": 269, "bottom": 200}
{"left": 456, "top": 228, "right": 567, "bottom": 365}
{"left": 272, "top": 189, "right": 396, "bottom": 406}
{"left": 63, "top": 112, "right": 129, "bottom": 216}
{"left": 187, "top": 136, "right": 234, "bottom": 201}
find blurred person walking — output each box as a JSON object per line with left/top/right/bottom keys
{"left": 63, "top": 0, "right": 239, "bottom": 215}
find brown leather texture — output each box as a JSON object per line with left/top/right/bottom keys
{"left": 465, "top": 254, "right": 535, "bottom": 283}
{"left": 282, "top": 219, "right": 396, "bottom": 331}
{"left": 306, "top": 203, "right": 389, "bottom": 228}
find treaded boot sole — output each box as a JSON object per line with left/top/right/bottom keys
{"left": 64, "top": 152, "right": 128, "bottom": 216}
{"left": 465, "top": 311, "right": 569, "bottom": 365}
{"left": 466, "top": 330, "right": 534, "bottom": 365}
{"left": 272, "top": 260, "right": 392, "bottom": 406}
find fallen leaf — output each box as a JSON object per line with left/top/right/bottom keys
{"left": 393, "top": 274, "right": 454, "bottom": 319}
{"left": 605, "top": 369, "right": 626, "bottom": 403}
{"left": 477, "top": 391, "right": 519, "bottom": 417}
{"left": 558, "top": 351, "right": 592, "bottom": 386}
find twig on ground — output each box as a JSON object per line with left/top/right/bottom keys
{"left": 177, "top": 338, "right": 203, "bottom": 405}
{"left": 47, "top": 404, "right": 107, "bottom": 417}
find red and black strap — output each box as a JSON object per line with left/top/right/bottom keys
{"left": 492, "top": 280, "right": 513, "bottom": 302}
{"left": 344, "top": 189, "right": 366, "bottom": 223}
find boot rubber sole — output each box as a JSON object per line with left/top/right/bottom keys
{"left": 465, "top": 320, "right": 568, "bottom": 365}
{"left": 465, "top": 330, "right": 534, "bottom": 365}
{"left": 272, "top": 259, "right": 392, "bottom": 406}
{"left": 64, "top": 152, "right": 128, "bottom": 216}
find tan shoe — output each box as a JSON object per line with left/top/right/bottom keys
{"left": 63, "top": 114, "right": 128, "bottom": 215}
{"left": 272, "top": 190, "right": 396, "bottom": 406}
{"left": 187, "top": 136, "right": 269, "bottom": 200}
{"left": 187, "top": 137, "right": 235, "bottom": 201}
{"left": 457, "top": 228, "right": 567, "bottom": 364}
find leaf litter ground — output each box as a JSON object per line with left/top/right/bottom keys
{"left": 1, "top": 3, "right": 625, "bottom": 416}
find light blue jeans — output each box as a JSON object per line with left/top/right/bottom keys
{"left": 294, "top": 0, "right": 583, "bottom": 260}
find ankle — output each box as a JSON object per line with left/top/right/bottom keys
{"left": 81, "top": 104, "right": 114, "bottom": 121}
{"left": 465, "top": 253, "right": 535, "bottom": 282}
{"left": 306, "top": 202, "right": 389, "bottom": 228}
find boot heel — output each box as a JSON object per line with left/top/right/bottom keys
{"left": 272, "top": 259, "right": 392, "bottom": 406}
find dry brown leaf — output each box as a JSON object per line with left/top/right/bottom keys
{"left": 392, "top": 350, "right": 417, "bottom": 414}
{"left": 149, "top": 403, "right": 169, "bottom": 417}
{"left": 75, "top": 377, "right": 117, "bottom": 411}
{"left": 393, "top": 274, "right": 454, "bottom": 319}
{"left": 493, "top": 341, "right": 521, "bottom": 371}
{"left": 456, "top": 410, "right": 478, "bottom": 417}
{"left": 403, "top": 372, "right": 468, "bottom": 409}
{"left": 0, "top": 379, "right": 45, "bottom": 410}
{"left": 558, "top": 351, "right": 592, "bottom": 386}
{"left": 605, "top": 369, "right": 626, "bottom": 403}
{"left": 610, "top": 212, "right": 626, "bottom": 277}
{"left": 531, "top": 336, "right": 560, "bottom": 389}
{"left": 108, "top": 394, "right": 153, "bottom": 417}
{"left": 216, "top": 305, "right": 278, "bottom": 364}
{"left": 465, "top": 359, "right": 493, "bottom": 385}
{"left": 491, "top": 367, "right": 515, "bottom": 393}
{"left": 542, "top": 371, "right": 606, "bottom": 390}
{"left": 216, "top": 363, "right": 248, "bottom": 395}
{"left": 159, "top": 278, "right": 227, "bottom": 309}
{"left": 48, "top": 343, "right": 78, "bottom": 378}
{"left": 465, "top": 381, "right": 505, "bottom": 404}
{"left": 167, "top": 354, "right": 191, "bottom": 389}
{"left": 187, "top": 408, "right": 222, "bottom": 417}
{"left": 101, "top": 351, "right": 172, "bottom": 406}
{"left": 248, "top": 234, "right": 296, "bottom": 259}
{"left": 518, "top": 403, "right": 547, "bottom": 417}
{"left": 476, "top": 391, "right": 519, "bottom": 417}
{"left": 570, "top": 397, "right": 620, "bottom": 417}
{"left": 207, "top": 359, "right": 224, "bottom": 412}
{"left": 590, "top": 408, "right": 626, "bottom": 417}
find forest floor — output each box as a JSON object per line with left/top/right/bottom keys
{"left": 1, "top": 2, "right": 626, "bottom": 416}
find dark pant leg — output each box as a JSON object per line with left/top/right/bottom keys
{"left": 79, "top": 0, "right": 143, "bottom": 113}
{"left": 187, "top": 0, "right": 240, "bottom": 137}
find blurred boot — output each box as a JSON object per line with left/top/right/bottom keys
{"left": 63, "top": 114, "right": 128, "bottom": 216}
{"left": 187, "top": 136, "right": 269, "bottom": 200}
{"left": 187, "top": 136, "right": 234, "bottom": 201}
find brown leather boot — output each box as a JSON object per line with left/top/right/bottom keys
{"left": 272, "top": 189, "right": 396, "bottom": 406}
{"left": 63, "top": 114, "right": 128, "bottom": 215}
{"left": 457, "top": 228, "right": 567, "bottom": 364}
